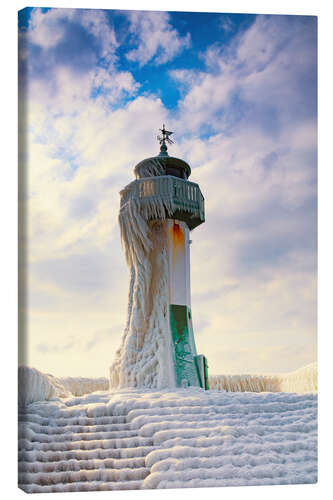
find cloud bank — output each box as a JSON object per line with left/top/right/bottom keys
{"left": 18, "top": 9, "right": 317, "bottom": 377}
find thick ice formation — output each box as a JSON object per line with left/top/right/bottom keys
{"left": 58, "top": 365, "right": 317, "bottom": 396}
{"left": 279, "top": 362, "right": 317, "bottom": 393}
{"left": 109, "top": 160, "right": 176, "bottom": 389}
{"left": 209, "top": 373, "right": 280, "bottom": 393}
{"left": 19, "top": 362, "right": 317, "bottom": 410}
{"left": 18, "top": 385, "right": 317, "bottom": 492}
{"left": 57, "top": 376, "right": 109, "bottom": 396}
{"left": 209, "top": 362, "right": 317, "bottom": 394}
{"left": 18, "top": 366, "right": 58, "bottom": 407}
{"left": 18, "top": 367, "right": 111, "bottom": 406}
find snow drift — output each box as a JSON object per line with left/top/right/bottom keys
{"left": 209, "top": 362, "right": 317, "bottom": 394}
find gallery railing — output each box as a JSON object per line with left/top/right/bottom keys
{"left": 120, "top": 175, "right": 205, "bottom": 230}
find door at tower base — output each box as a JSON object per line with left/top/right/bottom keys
{"left": 169, "top": 304, "right": 209, "bottom": 389}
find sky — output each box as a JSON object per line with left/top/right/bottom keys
{"left": 18, "top": 7, "right": 317, "bottom": 378}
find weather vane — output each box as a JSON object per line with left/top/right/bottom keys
{"left": 157, "top": 124, "right": 174, "bottom": 148}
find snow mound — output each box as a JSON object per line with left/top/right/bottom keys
{"left": 209, "top": 362, "right": 317, "bottom": 394}
{"left": 18, "top": 366, "right": 58, "bottom": 407}
{"left": 18, "top": 384, "right": 317, "bottom": 492}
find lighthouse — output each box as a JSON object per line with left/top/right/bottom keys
{"left": 110, "top": 126, "right": 208, "bottom": 390}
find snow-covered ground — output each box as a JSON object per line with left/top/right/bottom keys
{"left": 18, "top": 365, "right": 317, "bottom": 493}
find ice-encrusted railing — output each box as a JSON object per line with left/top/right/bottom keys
{"left": 120, "top": 176, "right": 205, "bottom": 224}
{"left": 209, "top": 363, "right": 317, "bottom": 394}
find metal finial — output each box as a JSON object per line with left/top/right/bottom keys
{"left": 157, "top": 124, "right": 174, "bottom": 156}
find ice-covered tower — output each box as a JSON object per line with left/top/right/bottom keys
{"left": 110, "top": 126, "right": 208, "bottom": 390}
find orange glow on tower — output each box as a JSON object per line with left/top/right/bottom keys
{"left": 171, "top": 222, "right": 185, "bottom": 247}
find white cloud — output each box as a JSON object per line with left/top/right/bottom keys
{"left": 28, "top": 8, "right": 73, "bottom": 49}
{"left": 168, "top": 69, "right": 193, "bottom": 83}
{"left": 79, "top": 9, "right": 118, "bottom": 62}
{"left": 171, "top": 15, "right": 316, "bottom": 139}
{"left": 175, "top": 72, "right": 236, "bottom": 132}
{"left": 219, "top": 16, "right": 235, "bottom": 34}
{"left": 28, "top": 7, "right": 118, "bottom": 59}
{"left": 125, "top": 11, "right": 191, "bottom": 66}
{"left": 236, "top": 15, "right": 287, "bottom": 74}
{"left": 20, "top": 12, "right": 316, "bottom": 377}
{"left": 170, "top": 16, "right": 316, "bottom": 375}
{"left": 92, "top": 67, "right": 140, "bottom": 104}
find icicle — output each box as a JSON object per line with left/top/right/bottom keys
{"left": 110, "top": 170, "right": 177, "bottom": 390}
{"left": 135, "top": 158, "right": 166, "bottom": 179}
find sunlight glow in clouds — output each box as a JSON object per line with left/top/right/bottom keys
{"left": 18, "top": 8, "right": 317, "bottom": 378}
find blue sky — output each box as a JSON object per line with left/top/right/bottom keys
{"left": 19, "top": 9, "right": 257, "bottom": 110}
{"left": 18, "top": 7, "right": 317, "bottom": 377}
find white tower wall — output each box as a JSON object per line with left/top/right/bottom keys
{"left": 167, "top": 219, "right": 191, "bottom": 308}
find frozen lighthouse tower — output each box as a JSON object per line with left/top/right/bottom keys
{"left": 110, "top": 126, "right": 208, "bottom": 390}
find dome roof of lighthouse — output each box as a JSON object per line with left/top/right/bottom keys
{"left": 134, "top": 154, "right": 191, "bottom": 180}
{"left": 134, "top": 125, "right": 192, "bottom": 180}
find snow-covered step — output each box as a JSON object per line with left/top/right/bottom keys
{"left": 130, "top": 409, "right": 315, "bottom": 430}
{"left": 19, "top": 426, "right": 138, "bottom": 442}
{"left": 145, "top": 441, "right": 317, "bottom": 467}
{"left": 126, "top": 398, "right": 316, "bottom": 421}
{"left": 18, "top": 413, "right": 127, "bottom": 426}
{"left": 19, "top": 479, "right": 143, "bottom": 493}
{"left": 143, "top": 472, "right": 318, "bottom": 490}
{"left": 19, "top": 421, "right": 131, "bottom": 435}
{"left": 19, "top": 466, "right": 150, "bottom": 485}
{"left": 18, "top": 388, "right": 317, "bottom": 491}
{"left": 143, "top": 461, "right": 317, "bottom": 489}
{"left": 135, "top": 420, "right": 317, "bottom": 440}
{"left": 19, "top": 436, "right": 154, "bottom": 452}
{"left": 19, "top": 456, "right": 147, "bottom": 473}
{"left": 157, "top": 433, "right": 317, "bottom": 451}
{"left": 147, "top": 449, "right": 317, "bottom": 473}
{"left": 19, "top": 446, "right": 157, "bottom": 463}
{"left": 127, "top": 405, "right": 218, "bottom": 421}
